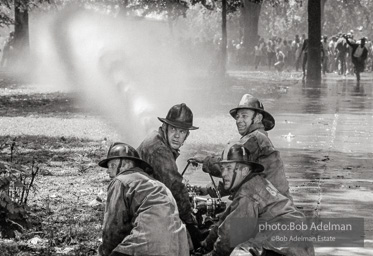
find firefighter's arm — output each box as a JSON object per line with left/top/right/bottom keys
{"left": 188, "top": 154, "right": 222, "bottom": 178}
{"left": 152, "top": 148, "right": 195, "bottom": 223}
{"left": 100, "top": 180, "right": 131, "bottom": 256}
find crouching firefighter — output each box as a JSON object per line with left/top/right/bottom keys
{"left": 98, "top": 142, "right": 189, "bottom": 256}
{"left": 200, "top": 143, "right": 315, "bottom": 256}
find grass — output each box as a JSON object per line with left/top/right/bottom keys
{"left": 0, "top": 134, "right": 109, "bottom": 255}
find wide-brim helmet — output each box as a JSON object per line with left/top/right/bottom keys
{"left": 229, "top": 94, "right": 275, "bottom": 131}
{"left": 98, "top": 142, "right": 152, "bottom": 173}
{"left": 220, "top": 143, "right": 264, "bottom": 172}
{"left": 158, "top": 103, "right": 199, "bottom": 130}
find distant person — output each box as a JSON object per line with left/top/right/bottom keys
{"left": 301, "top": 33, "right": 307, "bottom": 43}
{"left": 0, "top": 35, "right": 4, "bottom": 59}
{"left": 274, "top": 47, "right": 285, "bottom": 72}
{"left": 228, "top": 39, "right": 236, "bottom": 65}
{"left": 345, "top": 32, "right": 355, "bottom": 75}
{"left": 298, "top": 37, "right": 308, "bottom": 79}
{"left": 1, "top": 31, "right": 15, "bottom": 68}
{"left": 283, "top": 40, "right": 292, "bottom": 69}
{"left": 287, "top": 39, "right": 296, "bottom": 68}
{"left": 344, "top": 35, "right": 368, "bottom": 83}
{"left": 328, "top": 36, "right": 338, "bottom": 73}
{"left": 267, "top": 40, "right": 276, "bottom": 69}
{"left": 254, "top": 45, "right": 262, "bottom": 69}
{"left": 236, "top": 41, "right": 244, "bottom": 65}
{"left": 98, "top": 142, "right": 189, "bottom": 256}
{"left": 293, "top": 34, "right": 302, "bottom": 71}
{"left": 321, "top": 35, "right": 329, "bottom": 75}
{"left": 335, "top": 33, "right": 348, "bottom": 76}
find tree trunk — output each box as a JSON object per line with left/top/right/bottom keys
{"left": 13, "top": 0, "right": 30, "bottom": 66}
{"left": 241, "top": 0, "right": 262, "bottom": 61}
{"left": 220, "top": 0, "right": 227, "bottom": 75}
{"left": 307, "top": 0, "right": 321, "bottom": 83}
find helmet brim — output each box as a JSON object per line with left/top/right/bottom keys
{"left": 220, "top": 160, "right": 264, "bottom": 173}
{"left": 229, "top": 107, "right": 275, "bottom": 131}
{"left": 158, "top": 117, "right": 199, "bottom": 130}
{"left": 99, "top": 156, "right": 153, "bottom": 173}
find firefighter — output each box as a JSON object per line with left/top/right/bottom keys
{"left": 137, "top": 103, "right": 202, "bottom": 249}
{"left": 201, "top": 143, "right": 314, "bottom": 256}
{"left": 98, "top": 142, "right": 189, "bottom": 256}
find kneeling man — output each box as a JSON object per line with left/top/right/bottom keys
{"left": 98, "top": 142, "right": 189, "bottom": 256}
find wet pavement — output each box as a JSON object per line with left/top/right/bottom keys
{"left": 183, "top": 72, "right": 373, "bottom": 255}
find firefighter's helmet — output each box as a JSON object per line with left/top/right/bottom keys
{"left": 229, "top": 94, "right": 275, "bottom": 131}
{"left": 158, "top": 103, "right": 198, "bottom": 130}
{"left": 98, "top": 142, "right": 152, "bottom": 173}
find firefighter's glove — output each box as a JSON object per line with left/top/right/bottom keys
{"left": 188, "top": 155, "right": 206, "bottom": 167}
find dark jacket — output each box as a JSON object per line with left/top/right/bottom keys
{"left": 203, "top": 123, "right": 291, "bottom": 200}
{"left": 99, "top": 167, "right": 189, "bottom": 256}
{"left": 345, "top": 37, "right": 368, "bottom": 72}
{"left": 137, "top": 127, "right": 195, "bottom": 224}
{"left": 207, "top": 174, "right": 314, "bottom": 256}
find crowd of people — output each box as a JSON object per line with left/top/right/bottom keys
{"left": 97, "top": 96, "right": 315, "bottom": 256}
{"left": 180, "top": 31, "right": 373, "bottom": 81}
{"left": 242, "top": 32, "right": 372, "bottom": 77}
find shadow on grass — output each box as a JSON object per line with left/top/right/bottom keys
{"left": 0, "top": 92, "right": 88, "bottom": 118}
{"left": 0, "top": 135, "right": 107, "bottom": 174}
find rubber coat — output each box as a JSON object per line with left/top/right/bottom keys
{"left": 203, "top": 123, "right": 291, "bottom": 199}
{"left": 206, "top": 174, "right": 314, "bottom": 256}
{"left": 137, "top": 127, "right": 195, "bottom": 224}
{"left": 99, "top": 167, "right": 189, "bottom": 256}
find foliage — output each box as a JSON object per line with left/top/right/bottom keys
{"left": 0, "top": 137, "right": 39, "bottom": 238}
{"left": 256, "top": 0, "right": 373, "bottom": 40}
{"left": 259, "top": 0, "right": 306, "bottom": 39}
{"left": 180, "top": 3, "right": 222, "bottom": 41}
{"left": 323, "top": 0, "right": 373, "bottom": 39}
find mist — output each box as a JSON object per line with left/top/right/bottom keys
{"left": 30, "top": 7, "right": 198, "bottom": 146}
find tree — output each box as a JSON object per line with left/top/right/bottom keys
{"left": 307, "top": 0, "right": 321, "bottom": 83}
{"left": 0, "top": 0, "right": 38, "bottom": 68}
{"left": 241, "top": 0, "right": 262, "bottom": 54}
{"left": 13, "top": 0, "right": 30, "bottom": 63}
{"left": 221, "top": 0, "right": 227, "bottom": 74}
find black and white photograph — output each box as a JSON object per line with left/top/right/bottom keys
{"left": 0, "top": 0, "right": 372, "bottom": 255}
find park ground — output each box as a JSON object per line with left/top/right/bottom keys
{"left": 0, "top": 69, "right": 372, "bottom": 255}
